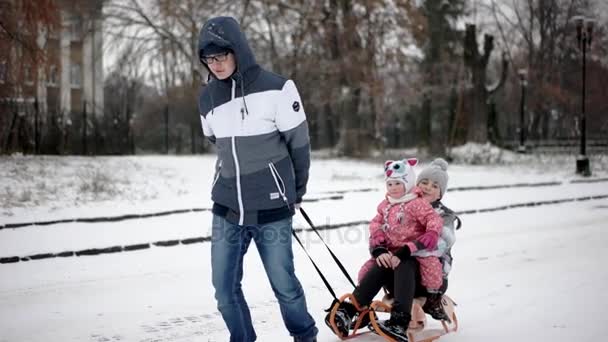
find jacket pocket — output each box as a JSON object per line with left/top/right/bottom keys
{"left": 268, "top": 161, "right": 288, "bottom": 203}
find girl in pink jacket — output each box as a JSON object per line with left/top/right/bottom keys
{"left": 359, "top": 159, "right": 444, "bottom": 294}
{"left": 325, "top": 158, "right": 444, "bottom": 341}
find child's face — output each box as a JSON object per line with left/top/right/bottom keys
{"left": 386, "top": 180, "right": 406, "bottom": 198}
{"left": 418, "top": 179, "right": 441, "bottom": 203}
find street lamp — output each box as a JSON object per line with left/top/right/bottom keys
{"left": 572, "top": 15, "right": 594, "bottom": 176}
{"left": 517, "top": 69, "right": 527, "bottom": 153}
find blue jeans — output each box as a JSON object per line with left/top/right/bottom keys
{"left": 211, "top": 214, "right": 318, "bottom": 342}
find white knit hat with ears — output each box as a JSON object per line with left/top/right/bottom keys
{"left": 384, "top": 158, "right": 418, "bottom": 194}
{"left": 416, "top": 158, "right": 449, "bottom": 198}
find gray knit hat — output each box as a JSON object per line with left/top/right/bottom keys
{"left": 416, "top": 158, "right": 449, "bottom": 198}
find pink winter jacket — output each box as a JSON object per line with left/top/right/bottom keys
{"left": 358, "top": 187, "right": 443, "bottom": 282}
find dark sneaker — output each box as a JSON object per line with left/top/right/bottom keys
{"left": 293, "top": 336, "right": 317, "bottom": 342}
{"left": 423, "top": 294, "right": 451, "bottom": 323}
{"left": 324, "top": 300, "right": 357, "bottom": 337}
{"left": 376, "top": 311, "right": 410, "bottom": 342}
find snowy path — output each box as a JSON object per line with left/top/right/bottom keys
{"left": 1, "top": 180, "right": 607, "bottom": 257}
{"left": 1, "top": 196, "right": 608, "bottom": 341}
{"left": 2, "top": 155, "right": 608, "bottom": 342}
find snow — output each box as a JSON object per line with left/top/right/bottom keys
{"left": 1, "top": 151, "right": 608, "bottom": 342}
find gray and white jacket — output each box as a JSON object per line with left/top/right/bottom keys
{"left": 198, "top": 17, "right": 311, "bottom": 226}
{"left": 412, "top": 201, "right": 461, "bottom": 277}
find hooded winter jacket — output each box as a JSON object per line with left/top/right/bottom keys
{"left": 198, "top": 17, "right": 311, "bottom": 226}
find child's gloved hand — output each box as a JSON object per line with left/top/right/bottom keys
{"left": 419, "top": 231, "right": 439, "bottom": 250}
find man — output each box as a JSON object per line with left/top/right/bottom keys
{"left": 197, "top": 16, "right": 318, "bottom": 342}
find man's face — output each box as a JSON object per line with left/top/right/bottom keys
{"left": 205, "top": 52, "right": 236, "bottom": 80}
{"left": 418, "top": 179, "right": 441, "bottom": 203}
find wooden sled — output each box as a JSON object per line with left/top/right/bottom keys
{"left": 367, "top": 294, "right": 458, "bottom": 342}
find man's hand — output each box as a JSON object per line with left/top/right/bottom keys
{"left": 376, "top": 253, "right": 393, "bottom": 268}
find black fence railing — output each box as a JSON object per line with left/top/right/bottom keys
{"left": 1, "top": 101, "right": 209, "bottom": 155}
{"left": 502, "top": 138, "right": 608, "bottom": 153}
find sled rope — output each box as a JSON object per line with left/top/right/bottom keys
{"left": 291, "top": 229, "right": 339, "bottom": 300}
{"left": 299, "top": 208, "right": 357, "bottom": 288}
{"left": 291, "top": 208, "right": 357, "bottom": 300}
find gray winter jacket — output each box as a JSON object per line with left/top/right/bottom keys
{"left": 412, "top": 201, "right": 460, "bottom": 277}
{"left": 198, "top": 17, "right": 311, "bottom": 226}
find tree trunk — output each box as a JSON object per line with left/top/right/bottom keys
{"left": 338, "top": 88, "right": 363, "bottom": 156}
{"left": 463, "top": 24, "right": 508, "bottom": 144}
{"left": 467, "top": 68, "right": 489, "bottom": 143}
{"left": 4, "top": 111, "right": 16, "bottom": 153}
{"left": 332, "top": 0, "right": 367, "bottom": 157}
{"left": 418, "top": 94, "right": 431, "bottom": 150}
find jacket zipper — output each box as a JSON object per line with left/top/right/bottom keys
{"left": 212, "top": 160, "right": 223, "bottom": 188}
{"left": 231, "top": 79, "right": 244, "bottom": 225}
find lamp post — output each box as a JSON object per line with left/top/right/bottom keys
{"left": 517, "top": 69, "right": 527, "bottom": 153}
{"left": 572, "top": 16, "right": 594, "bottom": 176}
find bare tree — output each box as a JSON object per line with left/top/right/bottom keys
{"left": 109, "top": 0, "right": 552, "bottom": 155}
{"left": 463, "top": 23, "right": 508, "bottom": 144}
{"left": 408, "top": 0, "right": 466, "bottom": 155}
{"left": 482, "top": 0, "right": 608, "bottom": 142}
{"left": 103, "top": 0, "right": 259, "bottom": 153}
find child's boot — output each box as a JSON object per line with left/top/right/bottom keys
{"left": 324, "top": 300, "right": 358, "bottom": 337}
{"left": 422, "top": 293, "right": 451, "bottom": 323}
{"left": 376, "top": 310, "right": 411, "bottom": 342}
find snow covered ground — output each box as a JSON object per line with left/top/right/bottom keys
{"left": 1, "top": 150, "right": 608, "bottom": 342}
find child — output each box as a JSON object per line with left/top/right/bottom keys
{"left": 360, "top": 158, "right": 446, "bottom": 294}
{"left": 413, "top": 158, "right": 459, "bottom": 322}
{"left": 326, "top": 158, "right": 444, "bottom": 341}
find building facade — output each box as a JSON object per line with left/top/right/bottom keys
{"left": 0, "top": 0, "right": 104, "bottom": 153}
{"left": 0, "top": 0, "right": 103, "bottom": 120}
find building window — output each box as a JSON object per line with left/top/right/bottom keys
{"left": 70, "top": 64, "right": 81, "bottom": 87}
{"left": 48, "top": 65, "right": 58, "bottom": 86}
{"left": 24, "top": 65, "right": 34, "bottom": 85}
{"left": 0, "top": 61, "right": 6, "bottom": 83}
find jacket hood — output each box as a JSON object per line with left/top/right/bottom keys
{"left": 198, "top": 16, "right": 259, "bottom": 83}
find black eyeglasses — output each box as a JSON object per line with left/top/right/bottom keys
{"left": 201, "top": 52, "right": 230, "bottom": 65}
